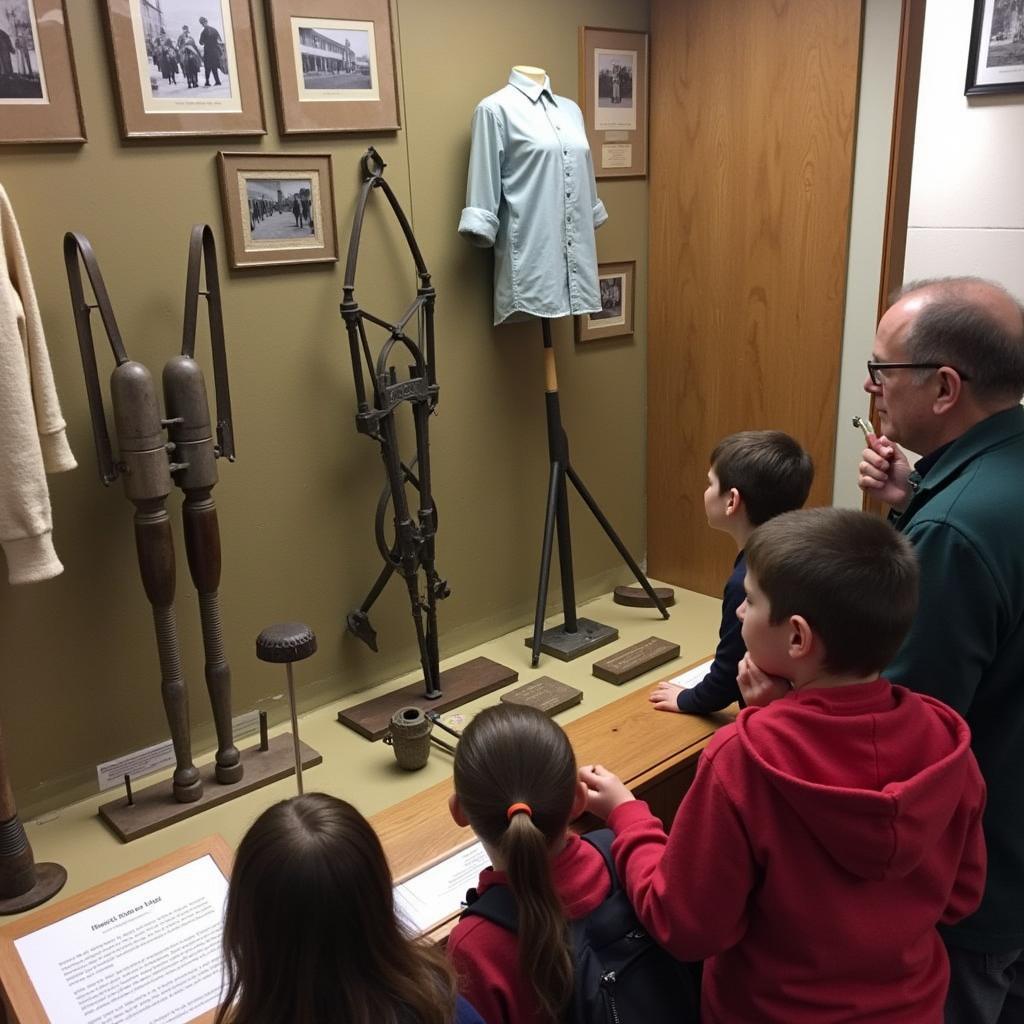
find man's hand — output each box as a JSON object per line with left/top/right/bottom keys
{"left": 858, "top": 434, "right": 912, "bottom": 511}
{"left": 579, "top": 764, "right": 635, "bottom": 820}
{"left": 737, "top": 654, "right": 791, "bottom": 707}
{"left": 649, "top": 681, "right": 683, "bottom": 713}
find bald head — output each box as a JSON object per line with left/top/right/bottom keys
{"left": 892, "top": 276, "right": 1024, "bottom": 406}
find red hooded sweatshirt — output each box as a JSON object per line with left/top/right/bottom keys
{"left": 447, "top": 832, "right": 611, "bottom": 1024}
{"left": 608, "top": 678, "right": 986, "bottom": 1023}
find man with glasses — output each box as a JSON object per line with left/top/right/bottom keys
{"left": 858, "top": 277, "right": 1024, "bottom": 1024}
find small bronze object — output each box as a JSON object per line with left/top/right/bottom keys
{"left": 387, "top": 706, "right": 433, "bottom": 771}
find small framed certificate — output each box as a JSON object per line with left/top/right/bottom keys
{"left": 579, "top": 26, "right": 649, "bottom": 178}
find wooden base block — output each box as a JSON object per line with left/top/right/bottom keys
{"left": 98, "top": 734, "right": 323, "bottom": 843}
{"left": 501, "top": 677, "right": 583, "bottom": 716}
{"left": 0, "top": 863, "right": 67, "bottom": 916}
{"left": 613, "top": 585, "right": 676, "bottom": 608}
{"left": 337, "top": 657, "right": 518, "bottom": 740}
{"left": 593, "top": 636, "right": 681, "bottom": 684}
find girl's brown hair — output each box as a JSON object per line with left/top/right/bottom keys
{"left": 453, "top": 705, "right": 577, "bottom": 1019}
{"left": 215, "top": 793, "right": 456, "bottom": 1024}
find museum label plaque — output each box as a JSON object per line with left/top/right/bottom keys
{"left": 592, "top": 637, "right": 680, "bottom": 685}
{"left": 501, "top": 678, "right": 583, "bottom": 716}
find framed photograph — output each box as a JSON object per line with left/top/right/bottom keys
{"left": 0, "top": 0, "right": 85, "bottom": 144}
{"left": 575, "top": 261, "right": 636, "bottom": 343}
{"left": 966, "top": 0, "right": 1024, "bottom": 95}
{"left": 264, "top": 0, "right": 400, "bottom": 134}
{"left": 579, "top": 26, "right": 648, "bottom": 178}
{"left": 102, "top": 0, "right": 265, "bottom": 138}
{"left": 218, "top": 151, "right": 338, "bottom": 269}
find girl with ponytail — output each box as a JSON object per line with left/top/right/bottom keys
{"left": 446, "top": 705, "right": 611, "bottom": 1024}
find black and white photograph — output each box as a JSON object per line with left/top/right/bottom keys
{"left": 966, "top": 0, "right": 1024, "bottom": 94}
{"left": 292, "top": 17, "right": 378, "bottom": 102}
{"left": 576, "top": 261, "right": 635, "bottom": 343}
{"left": 243, "top": 176, "right": 319, "bottom": 245}
{"left": 594, "top": 48, "right": 636, "bottom": 131}
{"left": 591, "top": 274, "right": 626, "bottom": 325}
{"left": 132, "top": 0, "right": 239, "bottom": 108}
{"left": 0, "top": 0, "right": 47, "bottom": 103}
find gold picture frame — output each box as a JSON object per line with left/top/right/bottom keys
{"left": 264, "top": 0, "right": 400, "bottom": 134}
{"left": 579, "top": 26, "right": 648, "bottom": 179}
{"left": 102, "top": 0, "right": 265, "bottom": 139}
{"left": 575, "top": 260, "right": 636, "bottom": 343}
{"left": 0, "top": 0, "right": 85, "bottom": 145}
{"left": 217, "top": 151, "right": 338, "bottom": 269}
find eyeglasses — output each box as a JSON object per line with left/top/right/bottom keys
{"left": 866, "top": 361, "right": 971, "bottom": 387}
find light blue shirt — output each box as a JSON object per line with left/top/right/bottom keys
{"left": 459, "top": 70, "right": 608, "bottom": 326}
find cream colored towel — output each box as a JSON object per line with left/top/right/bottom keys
{"left": 0, "top": 183, "right": 76, "bottom": 584}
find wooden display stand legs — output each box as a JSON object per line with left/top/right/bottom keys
{"left": 527, "top": 319, "right": 669, "bottom": 667}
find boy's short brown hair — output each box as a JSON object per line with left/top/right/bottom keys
{"left": 745, "top": 507, "right": 919, "bottom": 677}
{"left": 710, "top": 431, "right": 814, "bottom": 526}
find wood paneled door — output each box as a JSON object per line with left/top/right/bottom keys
{"left": 647, "top": 0, "right": 863, "bottom": 596}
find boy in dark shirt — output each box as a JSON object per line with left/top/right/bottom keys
{"left": 650, "top": 430, "right": 813, "bottom": 716}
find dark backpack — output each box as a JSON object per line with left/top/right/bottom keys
{"left": 461, "top": 829, "right": 700, "bottom": 1024}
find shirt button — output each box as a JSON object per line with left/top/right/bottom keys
{"left": 563, "top": 150, "right": 567, "bottom": 155}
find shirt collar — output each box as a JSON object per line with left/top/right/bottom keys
{"left": 507, "top": 68, "right": 555, "bottom": 105}
{"left": 914, "top": 405, "right": 1024, "bottom": 494}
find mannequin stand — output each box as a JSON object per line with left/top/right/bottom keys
{"left": 527, "top": 319, "right": 669, "bottom": 667}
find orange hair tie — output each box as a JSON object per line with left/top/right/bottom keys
{"left": 506, "top": 802, "right": 533, "bottom": 822}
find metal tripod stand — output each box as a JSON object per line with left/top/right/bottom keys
{"left": 528, "top": 318, "right": 669, "bottom": 667}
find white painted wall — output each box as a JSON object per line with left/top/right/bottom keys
{"left": 904, "top": 0, "right": 1024, "bottom": 294}
{"left": 832, "top": 0, "right": 902, "bottom": 508}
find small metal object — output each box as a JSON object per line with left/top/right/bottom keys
{"left": 258, "top": 710, "right": 269, "bottom": 752}
{"left": 256, "top": 623, "right": 318, "bottom": 794}
{"left": 852, "top": 415, "right": 874, "bottom": 440}
{"left": 124, "top": 774, "right": 134, "bottom": 806}
{"left": 424, "top": 710, "right": 462, "bottom": 741}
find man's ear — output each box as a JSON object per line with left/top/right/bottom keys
{"left": 933, "top": 367, "right": 964, "bottom": 416}
{"left": 449, "top": 792, "right": 470, "bottom": 828}
{"left": 787, "top": 614, "right": 815, "bottom": 661}
{"left": 725, "top": 487, "right": 743, "bottom": 517}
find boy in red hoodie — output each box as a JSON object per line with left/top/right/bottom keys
{"left": 582, "top": 507, "right": 986, "bottom": 1023}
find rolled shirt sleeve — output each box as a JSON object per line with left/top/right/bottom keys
{"left": 459, "top": 105, "right": 504, "bottom": 248}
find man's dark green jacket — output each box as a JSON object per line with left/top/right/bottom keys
{"left": 887, "top": 405, "right": 1024, "bottom": 953}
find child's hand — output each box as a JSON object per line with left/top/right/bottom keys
{"left": 649, "top": 681, "right": 682, "bottom": 713}
{"left": 579, "top": 764, "right": 635, "bottom": 820}
{"left": 737, "top": 654, "right": 791, "bottom": 707}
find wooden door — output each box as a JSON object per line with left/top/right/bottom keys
{"left": 647, "top": 0, "right": 863, "bottom": 595}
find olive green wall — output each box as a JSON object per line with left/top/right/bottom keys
{"left": 0, "top": 0, "right": 650, "bottom": 814}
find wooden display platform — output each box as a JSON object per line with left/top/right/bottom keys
{"left": 337, "top": 657, "right": 518, "bottom": 740}
{"left": 613, "top": 585, "right": 676, "bottom": 608}
{"left": 98, "top": 734, "right": 322, "bottom": 843}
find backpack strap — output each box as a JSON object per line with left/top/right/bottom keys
{"left": 579, "top": 828, "right": 622, "bottom": 897}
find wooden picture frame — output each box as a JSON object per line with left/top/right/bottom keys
{"left": 575, "top": 260, "right": 636, "bottom": 343}
{"left": 966, "top": 0, "right": 1024, "bottom": 95}
{"left": 0, "top": 0, "right": 85, "bottom": 145}
{"left": 218, "top": 151, "right": 338, "bottom": 269}
{"left": 579, "top": 26, "right": 648, "bottom": 179}
{"left": 0, "top": 836, "right": 232, "bottom": 1024}
{"left": 102, "top": 0, "right": 265, "bottom": 139}
{"left": 264, "top": 0, "right": 400, "bottom": 134}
